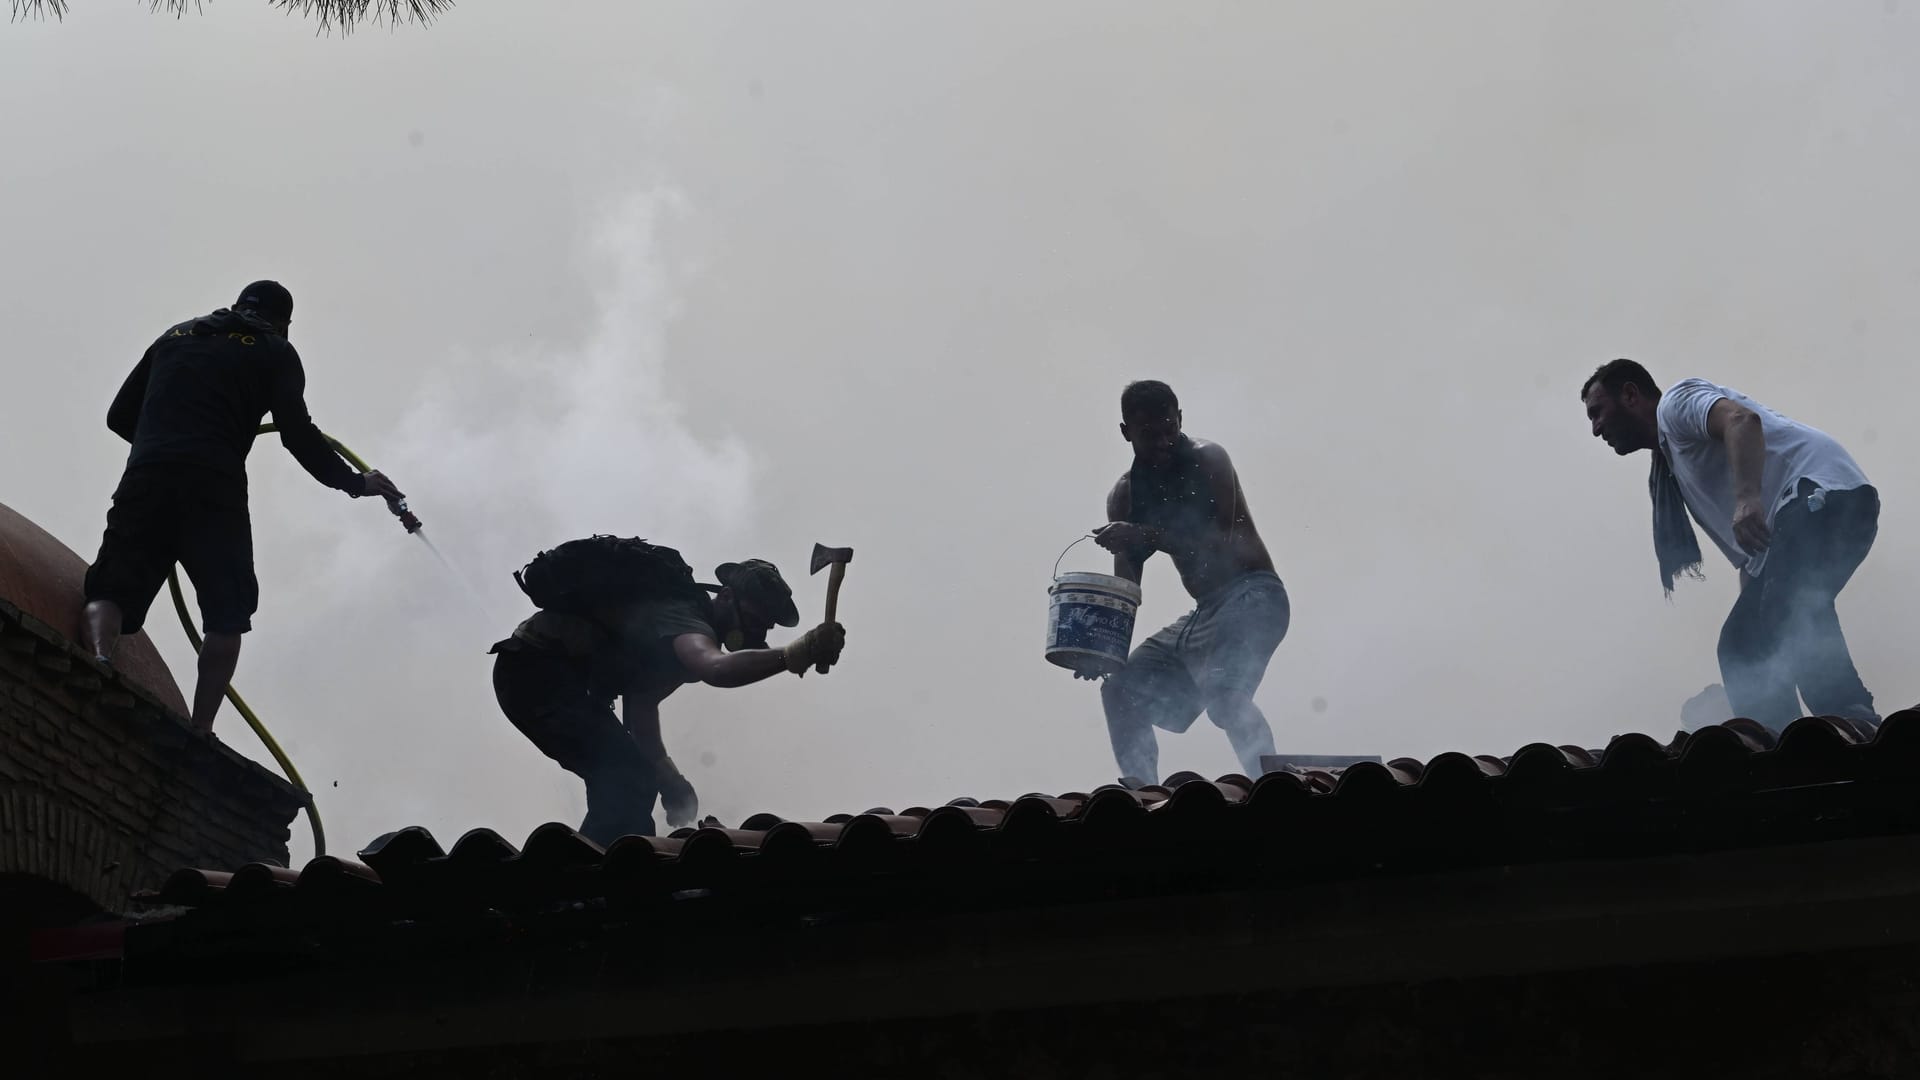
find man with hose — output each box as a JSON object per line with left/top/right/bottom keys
{"left": 1084, "top": 380, "right": 1290, "bottom": 783}
{"left": 81, "top": 280, "right": 405, "bottom": 733}
{"left": 490, "top": 539, "right": 846, "bottom": 844}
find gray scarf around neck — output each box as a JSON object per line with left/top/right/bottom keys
{"left": 1650, "top": 445, "right": 1704, "bottom": 596}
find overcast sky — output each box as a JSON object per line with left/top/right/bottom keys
{"left": 4, "top": 1, "right": 1918, "bottom": 863}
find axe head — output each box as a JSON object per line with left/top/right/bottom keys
{"left": 810, "top": 543, "right": 853, "bottom": 575}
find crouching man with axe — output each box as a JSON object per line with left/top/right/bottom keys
{"left": 489, "top": 537, "right": 851, "bottom": 846}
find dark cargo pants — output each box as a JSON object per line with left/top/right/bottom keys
{"left": 492, "top": 650, "right": 659, "bottom": 845}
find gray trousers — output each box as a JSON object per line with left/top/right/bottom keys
{"left": 1100, "top": 571, "right": 1290, "bottom": 782}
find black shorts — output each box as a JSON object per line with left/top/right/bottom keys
{"left": 83, "top": 465, "right": 257, "bottom": 635}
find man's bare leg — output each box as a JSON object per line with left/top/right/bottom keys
{"left": 82, "top": 599, "right": 124, "bottom": 665}
{"left": 1100, "top": 676, "right": 1163, "bottom": 784}
{"left": 191, "top": 632, "right": 243, "bottom": 733}
{"left": 1210, "top": 693, "right": 1278, "bottom": 778}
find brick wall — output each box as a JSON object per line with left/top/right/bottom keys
{"left": 0, "top": 599, "right": 304, "bottom": 919}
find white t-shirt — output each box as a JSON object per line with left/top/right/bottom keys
{"left": 1656, "top": 378, "right": 1869, "bottom": 576}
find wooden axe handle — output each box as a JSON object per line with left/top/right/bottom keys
{"left": 817, "top": 561, "right": 847, "bottom": 674}
{"left": 823, "top": 561, "right": 847, "bottom": 622}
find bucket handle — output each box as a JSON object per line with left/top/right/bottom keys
{"left": 1053, "top": 532, "right": 1098, "bottom": 581}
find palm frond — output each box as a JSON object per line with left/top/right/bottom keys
{"left": 10, "top": 0, "right": 453, "bottom": 32}
{"left": 267, "top": 0, "right": 451, "bottom": 33}
{"left": 11, "top": 0, "right": 70, "bottom": 20}
{"left": 150, "top": 1, "right": 205, "bottom": 19}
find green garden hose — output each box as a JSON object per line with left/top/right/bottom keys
{"left": 164, "top": 423, "right": 391, "bottom": 859}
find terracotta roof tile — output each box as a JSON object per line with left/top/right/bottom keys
{"left": 124, "top": 711, "right": 1920, "bottom": 963}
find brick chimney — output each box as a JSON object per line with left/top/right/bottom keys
{"left": 0, "top": 500, "right": 305, "bottom": 925}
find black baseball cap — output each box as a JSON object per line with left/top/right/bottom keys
{"left": 714, "top": 559, "right": 800, "bottom": 627}
{"left": 235, "top": 280, "right": 294, "bottom": 324}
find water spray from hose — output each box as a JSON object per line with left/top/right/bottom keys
{"left": 412, "top": 528, "right": 495, "bottom": 624}
{"left": 369, "top": 467, "right": 497, "bottom": 617}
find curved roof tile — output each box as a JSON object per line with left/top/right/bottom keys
{"left": 139, "top": 710, "right": 1920, "bottom": 921}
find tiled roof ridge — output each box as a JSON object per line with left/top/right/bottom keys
{"left": 141, "top": 709, "right": 1912, "bottom": 910}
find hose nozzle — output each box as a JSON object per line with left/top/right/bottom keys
{"left": 386, "top": 496, "right": 423, "bottom": 535}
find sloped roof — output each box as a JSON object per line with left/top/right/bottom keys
{"left": 130, "top": 711, "right": 1917, "bottom": 956}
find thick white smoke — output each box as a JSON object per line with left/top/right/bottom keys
{"left": 232, "top": 188, "right": 757, "bottom": 861}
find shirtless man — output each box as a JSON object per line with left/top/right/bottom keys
{"left": 1088, "top": 380, "right": 1291, "bottom": 783}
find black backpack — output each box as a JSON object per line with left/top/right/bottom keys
{"left": 513, "top": 535, "right": 709, "bottom": 615}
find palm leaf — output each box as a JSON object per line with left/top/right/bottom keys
{"left": 11, "top": 0, "right": 452, "bottom": 32}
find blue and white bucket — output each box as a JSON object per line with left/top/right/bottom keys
{"left": 1045, "top": 570, "right": 1142, "bottom": 676}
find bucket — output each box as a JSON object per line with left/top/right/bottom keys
{"left": 1045, "top": 570, "right": 1142, "bottom": 676}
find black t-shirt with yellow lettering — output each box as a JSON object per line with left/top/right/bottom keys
{"left": 107, "top": 308, "right": 361, "bottom": 495}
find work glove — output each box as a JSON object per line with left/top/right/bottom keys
{"left": 659, "top": 769, "right": 699, "bottom": 829}
{"left": 781, "top": 621, "right": 847, "bottom": 676}
{"left": 360, "top": 470, "right": 405, "bottom": 501}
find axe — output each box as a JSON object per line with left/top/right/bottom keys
{"left": 808, "top": 542, "right": 853, "bottom": 674}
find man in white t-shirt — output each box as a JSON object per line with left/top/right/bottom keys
{"left": 1581, "top": 359, "right": 1881, "bottom": 735}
